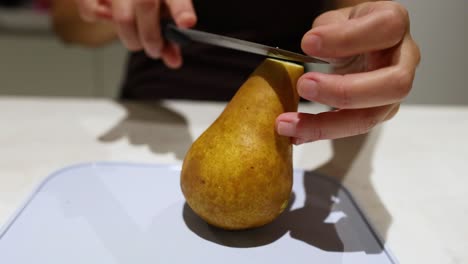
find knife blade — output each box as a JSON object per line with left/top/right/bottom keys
{"left": 163, "top": 23, "right": 328, "bottom": 64}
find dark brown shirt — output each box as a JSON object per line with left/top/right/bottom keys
{"left": 120, "top": 0, "right": 324, "bottom": 101}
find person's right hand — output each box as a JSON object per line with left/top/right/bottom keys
{"left": 75, "top": 0, "right": 197, "bottom": 68}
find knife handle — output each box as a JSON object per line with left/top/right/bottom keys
{"left": 162, "top": 21, "right": 192, "bottom": 47}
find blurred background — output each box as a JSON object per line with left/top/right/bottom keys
{"left": 0, "top": 0, "right": 466, "bottom": 104}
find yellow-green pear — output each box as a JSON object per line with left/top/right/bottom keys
{"left": 181, "top": 58, "right": 304, "bottom": 230}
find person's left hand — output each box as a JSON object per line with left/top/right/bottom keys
{"left": 276, "top": 1, "right": 420, "bottom": 144}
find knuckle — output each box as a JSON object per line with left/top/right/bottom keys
{"left": 165, "top": 0, "right": 182, "bottom": 14}
{"left": 166, "top": 0, "right": 189, "bottom": 9}
{"left": 337, "top": 29, "right": 354, "bottom": 55}
{"left": 141, "top": 31, "right": 159, "bottom": 45}
{"left": 380, "top": 8, "right": 407, "bottom": 44}
{"left": 77, "top": 6, "right": 96, "bottom": 21}
{"left": 390, "top": 2, "right": 410, "bottom": 22}
{"left": 306, "top": 126, "right": 325, "bottom": 141}
{"left": 412, "top": 41, "right": 422, "bottom": 66}
{"left": 355, "top": 112, "right": 379, "bottom": 135}
{"left": 312, "top": 10, "right": 338, "bottom": 28}
{"left": 393, "top": 68, "right": 414, "bottom": 99}
{"left": 114, "top": 13, "right": 134, "bottom": 25}
{"left": 334, "top": 76, "right": 352, "bottom": 108}
{"left": 296, "top": 116, "right": 326, "bottom": 141}
{"left": 310, "top": 126, "right": 325, "bottom": 141}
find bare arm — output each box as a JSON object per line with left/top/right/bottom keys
{"left": 50, "top": 0, "right": 117, "bottom": 47}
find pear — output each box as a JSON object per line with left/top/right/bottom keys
{"left": 181, "top": 58, "right": 304, "bottom": 230}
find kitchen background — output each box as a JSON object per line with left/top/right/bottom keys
{"left": 0, "top": 0, "right": 466, "bottom": 104}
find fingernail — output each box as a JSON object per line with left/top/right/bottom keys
{"left": 277, "top": 121, "right": 296, "bottom": 137}
{"left": 299, "top": 79, "right": 319, "bottom": 99}
{"left": 304, "top": 34, "right": 322, "bottom": 53}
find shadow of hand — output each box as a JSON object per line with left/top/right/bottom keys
{"left": 99, "top": 101, "right": 193, "bottom": 160}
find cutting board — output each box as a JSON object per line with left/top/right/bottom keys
{"left": 0, "top": 162, "right": 397, "bottom": 263}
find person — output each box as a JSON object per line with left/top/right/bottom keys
{"left": 51, "top": 0, "right": 420, "bottom": 145}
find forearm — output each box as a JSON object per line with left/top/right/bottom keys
{"left": 50, "top": 0, "right": 116, "bottom": 47}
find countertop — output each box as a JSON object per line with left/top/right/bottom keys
{"left": 0, "top": 96, "right": 467, "bottom": 263}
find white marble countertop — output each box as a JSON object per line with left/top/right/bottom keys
{"left": 0, "top": 96, "right": 466, "bottom": 263}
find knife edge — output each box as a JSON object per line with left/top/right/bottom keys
{"left": 164, "top": 24, "right": 328, "bottom": 64}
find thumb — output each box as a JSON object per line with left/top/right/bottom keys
{"left": 301, "top": 8, "right": 350, "bottom": 63}
{"left": 302, "top": 3, "right": 407, "bottom": 59}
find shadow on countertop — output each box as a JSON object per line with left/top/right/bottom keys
{"left": 97, "top": 100, "right": 392, "bottom": 255}
{"left": 98, "top": 100, "right": 193, "bottom": 161}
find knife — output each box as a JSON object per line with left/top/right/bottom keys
{"left": 163, "top": 23, "right": 328, "bottom": 64}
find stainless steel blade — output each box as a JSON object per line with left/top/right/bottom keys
{"left": 169, "top": 25, "right": 328, "bottom": 64}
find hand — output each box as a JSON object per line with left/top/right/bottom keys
{"left": 74, "top": 0, "right": 197, "bottom": 68}
{"left": 276, "top": 1, "right": 420, "bottom": 144}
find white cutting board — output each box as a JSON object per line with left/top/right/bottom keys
{"left": 0, "top": 162, "right": 397, "bottom": 263}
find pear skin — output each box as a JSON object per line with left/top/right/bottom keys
{"left": 181, "top": 58, "right": 304, "bottom": 230}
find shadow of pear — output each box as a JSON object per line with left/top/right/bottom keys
{"left": 182, "top": 174, "right": 347, "bottom": 252}
{"left": 182, "top": 193, "right": 296, "bottom": 248}
{"left": 182, "top": 131, "right": 390, "bottom": 254}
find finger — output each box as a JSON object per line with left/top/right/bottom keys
{"left": 165, "top": 0, "right": 197, "bottom": 28}
{"left": 276, "top": 104, "right": 398, "bottom": 144}
{"left": 96, "top": 0, "right": 112, "bottom": 19}
{"left": 398, "top": 34, "right": 422, "bottom": 70}
{"left": 311, "top": 8, "right": 348, "bottom": 28}
{"left": 161, "top": 42, "right": 183, "bottom": 69}
{"left": 135, "top": 0, "right": 163, "bottom": 58}
{"left": 77, "top": 0, "right": 111, "bottom": 22}
{"left": 384, "top": 103, "right": 400, "bottom": 121}
{"left": 113, "top": 0, "right": 142, "bottom": 50}
{"left": 298, "top": 35, "right": 420, "bottom": 109}
{"left": 302, "top": 4, "right": 408, "bottom": 58}
{"left": 95, "top": 8, "right": 113, "bottom": 20}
